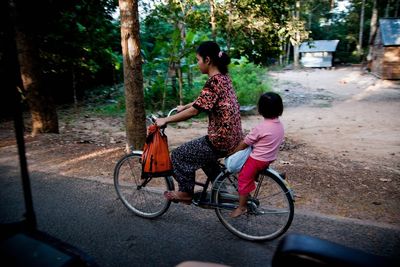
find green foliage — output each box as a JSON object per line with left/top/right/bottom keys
{"left": 92, "top": 100, "right": 125, "bottom": 116}
{"left": 36, "top": 0, "right": 121, "bottom": 103}
{"left": 85, "top": 84, "right": 125, "bottom": 116}
{"left": 87, "top": 59, "right": 270, "bottom": 116}
{"left": 214, "top": 0, "right": 302, "bottom": 64}
{"left": 230, "top": 58, "right": 270, "bottom": 106}
{"left": 138, "top": 0, "right": 282, "bottom": 112}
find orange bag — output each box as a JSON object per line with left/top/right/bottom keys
{"left": 141, "top": 124, "right": 173, "bottom": 178}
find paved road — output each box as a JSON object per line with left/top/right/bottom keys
{"left": 1, "top": 165, "right": 399, "bottom": 267}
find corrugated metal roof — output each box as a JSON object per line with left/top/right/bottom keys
{"left": 299, "top": 40, "right": 339, "bottom": 52}
{"left": 379, "top": 18, "right": 400, "bottom": 46}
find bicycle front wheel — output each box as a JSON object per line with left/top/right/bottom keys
{"left": 114, "top": 153, "right": 174, "bottom": 218}
{"left": 213, "top": 173, "right": 294, "bottom": 241}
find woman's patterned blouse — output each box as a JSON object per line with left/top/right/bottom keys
{"left": 193, "top": 73, "right": 243, "bottom": 153}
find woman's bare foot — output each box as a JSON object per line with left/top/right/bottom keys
{"left": 230, "top": 207, "right": 247, "bottom": 218}
{"left": 164, "top": 191, "right": 192, "bottom": 205}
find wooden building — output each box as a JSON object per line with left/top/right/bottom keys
{"left": 369, "top": 18, "right": 400, "bottom": 80}
{"left": 299, "top": 40, "right": 339, "bottom": 68}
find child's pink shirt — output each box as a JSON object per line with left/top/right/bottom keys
{"left": 244, "top": 118, "right": 284, "bottom": 162}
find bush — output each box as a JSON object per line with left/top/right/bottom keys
{"left": 85, "top": 84, "right": 125, "bottom": 116}
{"left": 230, "top": 57, "right": 270, "bottom": 106}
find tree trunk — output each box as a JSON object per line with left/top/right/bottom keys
{"left": 395, "top": 0, "right": 399, "bottom": 17}
{"left": 385, "top": 0, "right": 391, "bottom": 17}
{"left": 357, "top": 0, "right": 365, "bottom": 57}
{"left": 119, "top": 0, "right": 146, "bottom": 151}
{"left": 368, "top": 0, "right": 378, "bottom": 45}
{"left": 177, "top": 20, "right": 186, "bottom": 106}
{"left": 367, "top": 0, "right": 378, "bottom": 64}
{"left": 162, "top": 68, "right": 169, "bottom": 112}
{"left": 226, "top": 1, "right": 234, "bottom": 51}
{"left": 72, "top": 66, "right": 78, "bottom": 111}
{"left": 293, "top": 1, "right": 300, "bottom": 68}
{"left": 177, "top": 64, "right": 183, "bottom": 106}
{"left": 279, "top": 41, "right": 284, "bottom": 66}
{"left": 188, "top": 65, "right": 193, "bottom": 89}
{"left": 11, "top": 0, "right": 59, "bottom": 136}
{"left": 209, "top": 0, "right": 217, "bottom": 40}
{"left": 286, "top": 41, "right": 291, "bottom": 66}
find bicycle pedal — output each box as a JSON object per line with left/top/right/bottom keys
{"left": 193, "top": 191, "right": 211, "bottom": 202}
{"left": 192, "top": 191, "right": 202, "bottom": 202}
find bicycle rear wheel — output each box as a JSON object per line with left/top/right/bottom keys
{"left": 213, "top": 173, "right": 294, "bottom": 241}
{"left": 114, "top": 153, "right": 174, "bottom": 218}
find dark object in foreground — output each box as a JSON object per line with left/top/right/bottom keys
{"left": 272, "top": 233, "right": 398, "bottom": 267}
{"left": 1, "top": 9, "right": 98, "bottom": 264}
{"left": 1, "top": 222, "right": 97, "bottom": 267}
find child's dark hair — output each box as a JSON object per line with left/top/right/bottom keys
{"left": 258, "top": 92, "right": 283, "bottom": 118}
{"left": 196, "top": 41, "right": 231, "bottom": 74}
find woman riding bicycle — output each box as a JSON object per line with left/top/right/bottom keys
{"left": 155, "top": 41, "right": 243, "bottom": 204}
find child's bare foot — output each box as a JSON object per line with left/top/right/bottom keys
{"left": 230, "top": 207, "right": 247, "bottom": 218}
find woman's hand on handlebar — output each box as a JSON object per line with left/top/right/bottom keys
{"left": 155, "top": 106, "right": 178, "bottom": 127}
{"left": 155, "top": 117, "right": 168, "bottom": 128}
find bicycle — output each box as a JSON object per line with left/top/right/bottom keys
{"left": 113, "top": 108, "right": 295, "bottom": 241}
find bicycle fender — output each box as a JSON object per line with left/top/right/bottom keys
{"left": 265, "top": 168, "right": 295, "bottom": 202}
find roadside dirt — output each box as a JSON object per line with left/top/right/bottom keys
{"left": 1, "top": 67, "right": 399, "bottom": 227}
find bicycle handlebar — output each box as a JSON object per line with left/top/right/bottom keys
{"left": 147, "top": 108, "right": 179, "bottom": 125}
{"left": 167, "top": 107, "right": 178, "bottom": 117}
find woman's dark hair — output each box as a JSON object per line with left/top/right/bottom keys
{"left": 258, "top": 92, "right": 283, "bottom": 118}
{"left": 196, "top": 41, "right": 231, "bottom": 74}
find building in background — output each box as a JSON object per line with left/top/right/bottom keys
{"left": 299, "top": 40, "right": 340, "bottom": 68}
{"left": 369, "top": 18, "right": 400, "bottom": 80}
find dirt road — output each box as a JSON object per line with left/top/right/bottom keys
{"left": 270, "top": 67, "right": 400, "bottom": 173}
{"left": 266, "top": 67, "right": 400, "bottom": 226}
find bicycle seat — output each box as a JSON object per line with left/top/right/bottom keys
{"left": 272, "top": 233, "right": 397, "bottom": 267}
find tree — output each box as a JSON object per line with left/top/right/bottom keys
{"left": 10, "top": 0, "right": 59, "bottom": 135}
{"left": 216, "top": 0, "right": 301, "bottom": 64}
{"left": 119, "top": 0, "right": 146, "bottom": 151}
{"left": 357, "top": 0, "right": 365, "bottom": 57}
{"left": 141, "top": 1, "right": 207, "bottom": 111}
{"left": 209, "top": 0, "right": 217, "bottom": 40}
{"left": 41, "top": 0, "right": 120, "bottom": 104}
{"left": 367, "top": 0, "right": 378, "bottom": 64}
{"left": 293, "top": 0, "right": 301, "bottom": 68}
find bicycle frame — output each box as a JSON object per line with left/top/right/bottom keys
{"left": 192, "top": 167, "right": 232, "bottom": 209}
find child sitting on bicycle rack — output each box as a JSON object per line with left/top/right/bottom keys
{"left": 229, "top": 92, "right": 284, "bottom": 218}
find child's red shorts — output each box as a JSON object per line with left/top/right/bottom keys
{"left": 238, "top": 156, "right": 270, "bottom": 195}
